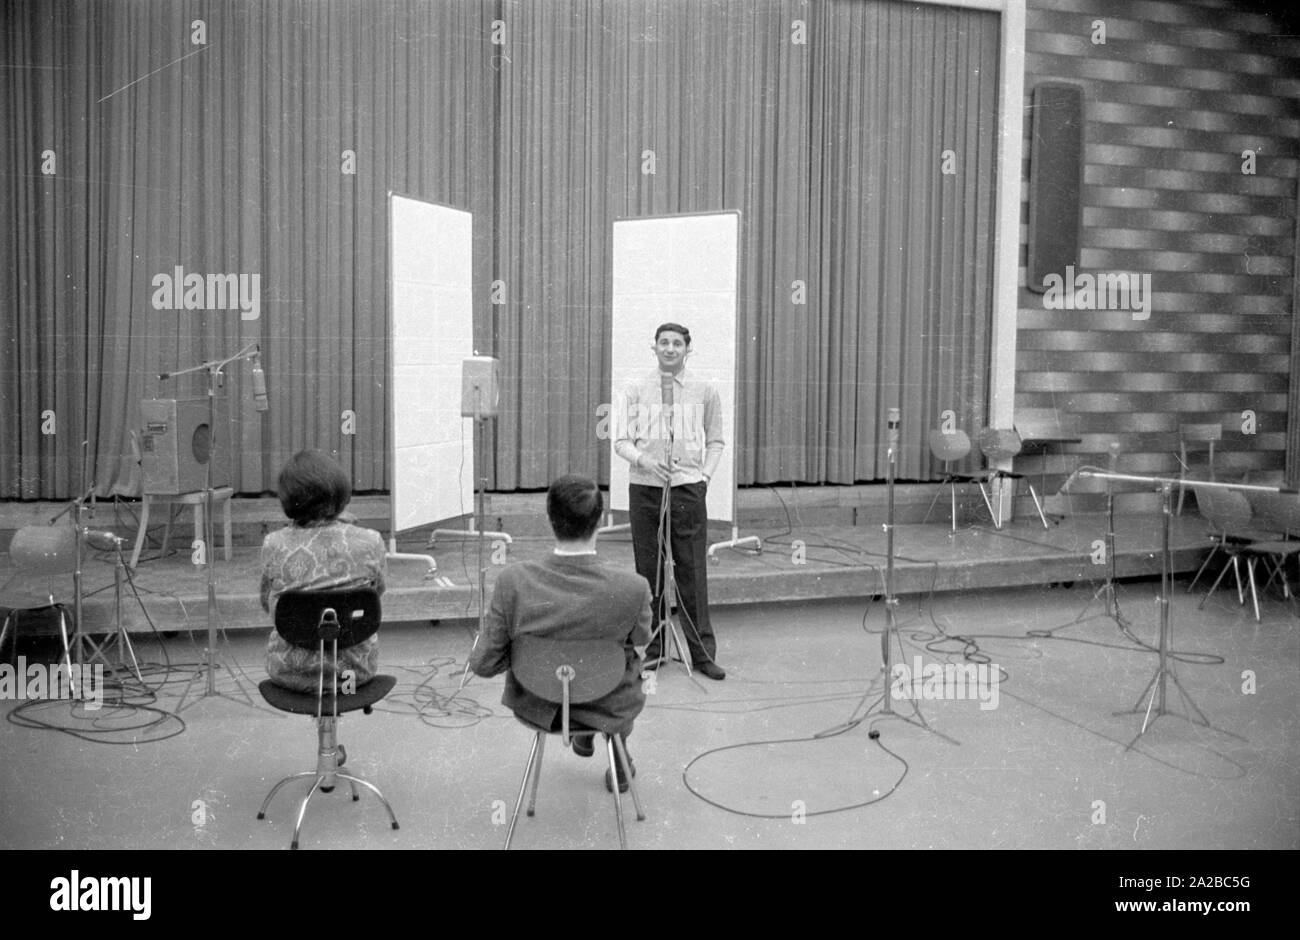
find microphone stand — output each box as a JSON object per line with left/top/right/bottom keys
{"left": 48, "top": 479, "right": 95, "bottom": 694}
{"left": 1074, "top": 471, "right": 1264, "bottom": 749}
{"left": 647, "top": 378, "right": 693, "bottom": 679}
{"left": 162, "top": 342, "right": 260, "bottom": 711}
{"left": 1054, "top": 451, "right": 1134, "bottom": 639}
{"left": 455, "top": 386, "right": 492, "bottom": 695}
{"left": 823, "top": 409, "right": 953, "bottom": 743}
{"left": 76, "top": 536, "right": 145, "bottom": 685}
{"left": 876, "top": 410, "right": 934, "bottom": 731}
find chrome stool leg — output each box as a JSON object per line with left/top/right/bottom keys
{"left": 257, "top": 772, "right": 318, "bottom": 820}
{"left": 336, "top": 773, "right": 399, "bottom": 830}
{"left": 612, "top": 734, "right": 645, "bottom": 823}
{"left": 526, "top": 734, "right": 546, "bottom": 816}
{"left": 505, "top": 733, "right": 543, "bottom": 850}
{"left": 291, "top": 777, "right": 325, "bottom": 850}
{"left": 606, "top": 736, "right": 628, "bottom": 850}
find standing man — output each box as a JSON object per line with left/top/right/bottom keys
{"left": 614, "top": 322, "right": 726, "bottom": 680}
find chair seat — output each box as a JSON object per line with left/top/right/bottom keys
{"left": 258, "top": 675, "right": 396, "bottom": 715}
{"left": 1214, "top": 528, "right": 1287, "bottom": 545}
{"left": 1244, "top": 541, "right": 1300, "bottom": 556}
{"left": 0, "top": 597, "right": 65, "bottom": 616}
{"left": 515, "top": 714, "right": 605, "bottom": 736}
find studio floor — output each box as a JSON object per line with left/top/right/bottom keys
{"left": 1, "top": 576, "right": 1296, "bottom": 851}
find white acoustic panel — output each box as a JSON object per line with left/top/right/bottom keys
{"left": 609, "top": 212, "right": 740, "bottom": 522}
{"left": 388, "top": 195, "right": 474, "bottom": 535}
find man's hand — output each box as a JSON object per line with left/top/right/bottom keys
{"left": 638, "top": 455, "right": 672, "bottom": 483}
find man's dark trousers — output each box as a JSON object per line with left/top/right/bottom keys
{"left": 628, "top": 481, "right": 715, "bottom": 665}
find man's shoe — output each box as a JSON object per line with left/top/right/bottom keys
{"left": 695, "top": 661, "right": 726, "bottom": 681}
{"left": 604, "top": 751, "right": 636, "bottom": 794}
{"left": 571, "top": 734, "right": 595, "bottom": 758}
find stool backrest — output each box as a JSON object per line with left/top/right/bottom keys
{"left": 274, "top": 587, "right": 382, "bottom": 651}
{"left": 511, "top": 636, "right": 626, "bottom": 705}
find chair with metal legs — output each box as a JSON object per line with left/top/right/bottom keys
{"left": 1, "top": 525, "right": 79, "bottom": 684}
{"left": 1243, "top": 487, "right": 1300, "bottom": 608}
{"left": 1177, "top": 423, "right": 1222, "bottom": 516}
{"left": 504, "top": 636, "right": 645, "bottom": 850}
{"left": 975, "top": 428, "right": 1050, "bottom": 529}
{"left": 1191, "top": 486, "right": 1290, "bottom": 622}
{"left": 255, "top": 587, "right": 399, "bottom": 849}
{"left": 923, "top": 428, "right": 984, "bottom": 533}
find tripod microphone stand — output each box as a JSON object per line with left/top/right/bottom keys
{"left": 1073, "top": 470, "right": 1267, "bottom": 749}
{"left": 46, "top": 481, "right": 95, "bottom": 693}
{"left": 456, "top": 383, "right": 496, "bottom": 695}
{"left": 823, "top": 409, "right": 952, "bottom": 742}
{"left": 1054, "top": 445, "right": 1135, "bottom": 639}
{"left": 646, "top": 390, "right": 694, "bottom": 680}
{"left": 77, "top": 532, "right": 145, "bottom": 685}
{"left": 162, "top": 342, "right": 260, "bottom": 712}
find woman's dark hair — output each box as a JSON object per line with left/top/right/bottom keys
{"left": 546, "top": 474, "right": 603, "bottom": 541}
{"left": 277, "top": 450, "right": 351, "bottom": 526}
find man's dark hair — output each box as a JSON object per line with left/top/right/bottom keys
{"left": 277, "top": 450, "right": 351, "bottom": 526}
{"left": 546, "top": 474, "right": 604, "bottom": 541}
{"left": 655, "top": 322, "right": 691, "bottom": 345}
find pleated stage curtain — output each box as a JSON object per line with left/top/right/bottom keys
{"left": 0, "top": 0, "right": 1000, "bottom": 498}
{"left": 0, "top": 0, "right": 497, "bottom": 498}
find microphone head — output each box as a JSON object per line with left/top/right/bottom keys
{"left": 887, "top": 407, "right": 900, "bottom": 428}
{"left": 83, "top": 529, "right": 124, "bottom": 552}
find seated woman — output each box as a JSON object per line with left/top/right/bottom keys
{"left": 260, "top": 450, "right": 386, "bottom": 693}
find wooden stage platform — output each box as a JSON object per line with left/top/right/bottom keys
{"left": 1, "top": 510, "right": 1223, "bottom": 636}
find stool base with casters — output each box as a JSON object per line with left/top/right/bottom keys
{"left": 256, "top": 679, "right": 400, "bottom": 850}
{"left": 255, "top": 588, "right": 399, "bottom": 849}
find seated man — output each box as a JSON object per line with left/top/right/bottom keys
{"left": 470, "top": 474, "right": 651, "bottom": 793}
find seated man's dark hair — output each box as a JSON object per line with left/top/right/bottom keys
{"left": 546, "top": 474, "right": 604, "bottom": 542}
{"left": 277, "top": 450, "right": 352, "bottom": 526}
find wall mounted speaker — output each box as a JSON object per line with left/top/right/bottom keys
{"left": 1027, "top": 82, "right": 1085, "bottom": 293}
{"left": 461, "top": 356, "right": 500, "bottom": 418}
{"left": 139, "top": 398, "right": 231, "bottom": 494}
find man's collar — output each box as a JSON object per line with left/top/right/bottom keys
{"left": 657, "top": 367, "right": 688, "bottom": 385}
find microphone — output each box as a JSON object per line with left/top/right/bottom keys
{"left": 158, "top": 371, "right": 172, "bottom": 381}
{"left": 1107, "top": 440, "right": 1121, "bottom": 471}
{"left": 660, "top": 372, "right": 675, "bottom": 456}
{"left": 83, "top": 529, "right": 124, "bottom": 552}
{"left": 251, "top": 350, "right": 269, "bottom": 412}
{"left": 887, "top": 407, "right": 900, "bottom": 460}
